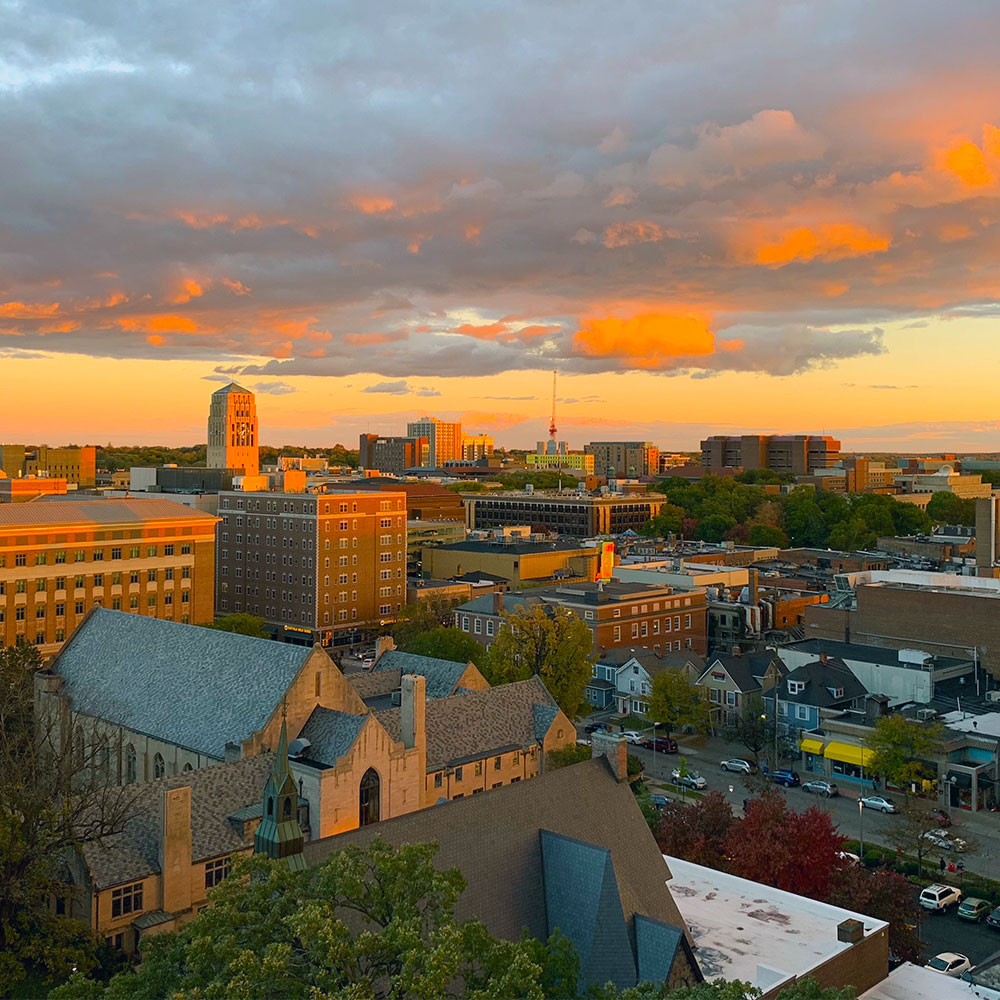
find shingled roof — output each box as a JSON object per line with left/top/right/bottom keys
{"left": 51, "top": 609, "right": 313, "bottom": 758}
{"left": 777, "top": 657, "right": 867, "bottom": 708}
{"left": 372, "top": 650, "right": 477, "bottom": 699}
{"left": 303, "top": 757, "right": 702, "bottom": 991}
{"left": 80, "top": 753, "right": 272, "bottom": 890}
{"left": 296, "top": 708, "right": 370, "bottom": 767}
{"left": 376, "top": 676, "right": 566, "bottom": 770}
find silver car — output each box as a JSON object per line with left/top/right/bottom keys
{"left": 802, "top": 780, "right": 839, "bottom": 797}
{"left": 720, "top": 758, "right": 756, "bottom": 774}
{"left": 671, "top": 768, "right": 707, "bottom": 790}
{"left": 860, "top": 795, "right": 896, "bottom": 814}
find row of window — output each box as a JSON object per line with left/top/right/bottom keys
{"left": 222, "top": 497, "right": 403, "bottom": 513}
{"left": 0, "top": 590, "right": 190, "bottom": 622}
{"left": 0, "top": 567, "right": 190, "bottom": 595}
{"left": 0, "top": 543, "right": 190, "bottom": 568}
{"left": 458, "top": 615, "right": 496, "bottom": 637}
{"left": 431, "top": 749, "right": 536, "bottom": 787}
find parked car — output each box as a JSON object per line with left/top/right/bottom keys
{"left": 641, "top": 736, "right": 679, "bottom": 754}
{"left": 720, "top": 758, "right": 757, "bottom": 774}
{"left": 621, "top": 731, "right": 644, "bottom": 744}
{"left": 985, "top": 905, "right": 1000, "bottom": 930}
{"left": 768, "top": 768, "right": 801, "bottom": 787}
{"left": 928, "top": 807, "right": 952, "bottom": 827}
{"left": 584, "top": 722, "right": 608, "bottom": 734}
{"left": 923, "top": 830, "right": 967, "bottom": 852}
{"left": 919, "top": 883, "right": 963, "bottom": 913}
{"left": 670, "top": 768, "right": 707, "bottom": 790}
{"left": 859, "top": 795, "right": 896, "bottom": 814}
{"left": 802, "top": 780, "right": 839, "bottom": 797}
{"left": 649, "top": 794, "right": 668, "bottom": 809}
{"left": 958, "top": 898, "right": 991, "bottom": 923}
{"left": 926, "top": 953, "right": 972, "bottom": 977}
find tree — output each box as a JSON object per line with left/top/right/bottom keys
{"left": 405, "top": 627, "right": 483, "bottom": 664}
{"left": 198, "top": 613, "right": 269, "bottom": 638}
{"left": 747, "top": 524, "right": 787, "bottom": 548}
{"left": 640, "top": 503, "right": 685, "bottom": 538}
{"left": 546, "top": 744, "right": 592, "bottom": 770}
{"left": 732, "top": 695, "right": 771, "bottom": 762}
{"left": 391, "top": 596, "right": 462, "bottom": 650}
{"left": 926, "top": 491, "right": 976, "bottom": 526}
{"left": 827, "top": 517, "right": 876, "bottom": 553}
{"left": 0, "top": 643, "right": 137, "bottom": 994}
{"left": 827, "top": 864, "right": 920, "bottom": 964}
{"left": 653, "top": 791, "right": 735, "bottom": 869}
{"left": 483, "top": 606, "right": 594, "bottom": 717}
{"left": 695, "top": 514, "right": 737, "bottom": 542}
{"left": 647, "top": 670, "right": 711, "bottom": 737}
{"left": 724, "top": 791, "right": 844, "bottom": 899}
{"left": 867, "top": 714, "right": 946, "bottom": 797}
{"left": 53, "top": 839, "right": 576, "bottom": 1000}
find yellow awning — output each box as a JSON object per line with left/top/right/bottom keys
{"left": 824, "top": 741, "right": 874, "bottom": 768}
{"left": 799, "top": 738, "right": 825, "bottom": 754}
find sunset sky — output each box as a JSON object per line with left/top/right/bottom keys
{"left": 4, "top": 1, "right": 1000, "bottom": 451}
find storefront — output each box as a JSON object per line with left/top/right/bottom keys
{"left": 823, "top": 741, "right": 875, "bottom": 790}
{"left": 799, "top": 736, "right": 826, "bottom": 775}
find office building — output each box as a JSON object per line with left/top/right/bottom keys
{"left": 526, "top": 441, "right": 595, "bottom": 474}
{"left": 206, "top": 382, "right": 259, "bottom": 476}
{"left": 406, "top": 417, "right": 462, "bottom": 467}
{"left": 461, "top": 433, "right": 494, "bottom": 461}
{"left": 0, "top": 444, "right": 97, "bottom": 487}
{"left": 423, "top": 538, "right": 600, "bottom": 588}
{"left": 585, "top": 441, "right": 660, "bottom": 479}
{"left": 700, "top": 435, "right": 841, "bottom": 475}
{"left": 358, "top": 434, "right": 427, "bottom": 475}
{"left": 893, "top": 465, "right": 992, "bottom": 498}
{"left": 0, "top": 475, "right": 68, "bottom": 502}
{"left": 464, "top": 491, "right": 664, "bottom": 537}
{"left": 0, "top": 497, "right": 218, "bottom": 651}
{"left": 214, "top": 489, "right": 407, "bottom": 646}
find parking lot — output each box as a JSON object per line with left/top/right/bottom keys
{"left": 919, "top": 894, "right": 1000, "bottom": 967}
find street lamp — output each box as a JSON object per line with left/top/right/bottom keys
{"left": 858, "top": 797, "right": 865, "bottom": 857}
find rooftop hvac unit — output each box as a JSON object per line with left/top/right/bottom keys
{"left": 987, "top": 691, "right": 1000, "bottom": 704}
{"left": 916, "top": 708, "right": 937, "bottom": 721}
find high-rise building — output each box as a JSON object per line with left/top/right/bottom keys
{"left": 406, "top": 417, "right": 462, "bottom": 467}
{"left": 0, "top": 445, "right": 97, "bottom": 487}
{"left": 461, "top": 433, "right": 494, "bottom": 461}
{"left": 215, "top": 489, "right": 407, "bottom": 646}
{"left": 584, "top": 442, "right": 660, "bottom": 479}
{"left": 0, "top": 497, "right": 218, "bottom": 652}
{"left": 207, "top": 383, "right": 259, "bottom": 476}
{"left": 700, "top": 435, "right": 840, "bottom": 475}
{"left": 358, "top": 434, "right": 427, "bottom": 475}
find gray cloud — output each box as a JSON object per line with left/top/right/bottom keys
{"left": 251, "top": 380, "right": 296, "bottom": 395}
{"left": 361, "top": 379, "right": 440, "bottom": 397}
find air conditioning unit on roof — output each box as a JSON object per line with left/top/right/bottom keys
{"left": 986, "top": 691, "right": 1000, "bottom": 704}
{"left": 916, "top": 708, "right": 937, "bottom": 721}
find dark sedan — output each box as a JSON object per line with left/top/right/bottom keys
{"left": 640, "top": 736, "right": 679, "bottom": 754}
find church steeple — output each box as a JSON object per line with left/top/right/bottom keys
{"left": 253, "top": 720, "right": 307, "bottom": 871}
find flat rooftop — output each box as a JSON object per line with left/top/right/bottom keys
{"left": 861, "top": 961, "right": 1000, "bottom": 999}
{"left": 783, "top": 638, "right": 972, "bottom": 671}
{"left": 664, "top": 855, "right": 887, "bottom": 995}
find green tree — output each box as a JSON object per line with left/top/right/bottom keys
{"left": 198, "top": 613, "right": 269, "bottom": 638}
{"left": 926, "top": 491, "right": 977, "bottom": 526}
{"left": 52, "top": 839, "right": 575, "bottom": 1000}
{"left": 647, "top": 670, "right": 710, "bottom": 737}
{"left": 747, "top": 524, "right": 787, "bottom": 548}
{"left": 392, "top": 596, "right": 462, "bottom": 650}
{"left": 827, "top": 516, "right": 876, "bottom": 552}
{"left": 483, "top": 606, "right": 594, "bottom": 717}
{"left": 640, "top": 503, "right": 685, "bottom": 538}
{"left": 732, "top": 695, "right": 772, "bottom": 762}
{"left": 406, "top": 627, "right": 484, "bottom": 664}
{"left": 867, "top": 714, "right": 946, "bottom": 797}
{"left": 546, "top": 744, "right": 592, "bottom": 770}
{"left": 695, "top": 514, "right": 736, "bottom": 542}
{"left": 0, "top": 644, "right": 136, "bottom": 994}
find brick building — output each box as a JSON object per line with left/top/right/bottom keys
{"left": 422, "top": 538, "right": 600, "bottom": 587}
{"left": 0, "top": 444, "right": 97, "bottom": 486}
{"left": 0, "top": 497, "right": 216, "bottom": 652}
{"left": 700, "top": 435, "right": 840, "bottom": 475}
{"left": 584, "top": 441, "right": 660, "bottom": 479}
{"left": 464, "top": 491, "right": 664, "bottom": 537}
{"left": 358, "top": 434, "right": 428, "bottom": 475}
{"left": 215, "top": 489, "right": 407, "bottom": 646}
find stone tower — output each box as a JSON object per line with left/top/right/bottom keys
{"left": 206, "top": 382, "right": 259, "bottom": 476}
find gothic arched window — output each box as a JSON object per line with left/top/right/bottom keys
{"left": 359, "top": 768, "right": 380, "bottom": 827}
{"left": 126, "top": 744, "right": 137, "bottom": 784}
{"left": 153, "top": 753, "right": 165, "bottom": 779}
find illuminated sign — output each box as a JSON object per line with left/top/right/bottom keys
{"left": 283, "top": 625, "right": 312, "bottom": 635}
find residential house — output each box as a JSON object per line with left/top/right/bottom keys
{"left": 776, "top": 656, "right": 867, "bottom": 736}
{"left": 696, "top": 652, "right": 786, "bottom": 728}
{"left": 586, "top": 647, "right": 704, "bottom": 715}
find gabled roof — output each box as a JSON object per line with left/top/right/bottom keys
{"left": 701, "top": 652, "right": 783, "bottom": 694}
{"left": 377, "top": 676, "right": 565, "bottom": 770}
{"left": 80, "top": 753, "right": 272, "bottom": 890}
{"left": 296, "top": 708, "right": 370, "bottom": 767}
{"left": 52, "top": 609, "right": 313, "bottom": 758}
{"left": 303, "top": 757, "right": 701, "bottom": 990}
{"left": 777, "top": 658, "right": 868, "bottom": 708}
{"left": 372, "top": 650, "right": 477, "bottom": 699}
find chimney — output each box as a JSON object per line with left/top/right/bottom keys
{"left": 375, "top": 634, "right": 395, "bottom": 662}
{"left": 837, "top": 918, "right": 864, "bottom": 944}
{"left": 591, "top": 730, "right": 628, "bottom": 783}
{"left": 748, "top": 568, "right": 759, "bottom": 606}
{"left": 401, "top": 674, "right": 426, "bottom": 751}
{"left": 159, "top": 785, "right": 193, "bottom": 914}
{"left": 492, "top": 591, "right": 503, "bottom": 614}
{"left": 820, "top": 652, "right": 828, "bottom": 665}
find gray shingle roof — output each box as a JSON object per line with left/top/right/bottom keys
{"left": 53, "top": 609, "right": 312, "bottom": 757}
{"left": 0, "top": 496, "right": 217, "bottom": 526}
{"left": 80, "top": 753, "right": 272, "bottom": 890}
{"left": 373, "top": 650, "right": 474, "bottom": 699}
{"left": 377, "top": 676, "right": 564, "bottom": 770}
{"left": 347, "top": 668, "right": 402, "bottom": 702}
{"left": 533, "top": 704, "right": 561, "bottom": 743}
{"left": 778, "top": 658, "right": 868, "bottom": 707}
{"left": 297, "top": 708, "right": 369, "bottom": 767}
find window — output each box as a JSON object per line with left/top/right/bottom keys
{"left": 613, "top": 625, "right": 621, "bottom": 642}
{"left": 434, "top": 772, "right": 443, "bottom": 787}
{"left": 153, "top": 753, "right": 165, "bottom": 778}
{"left": 181, "top": 543, "right": 191, "bottom": 555}
{"left": 35, "top": 552, "right": 46, "bottom": 566}
{"left": 93, "top": 549, "right": 104, "bottom": 561}
{"left": 474, "top": 618, "right": 483, "bottom": 634}
{"left": 461, "top": 616, "right": 470, "bottom": 632}
{"left": 165, "top": 544, "right": 175, "bottom": 556}
{"left": 474, "top": 761, "right": 483, "bottom": 776}
{"left": 147, "top": 545, "right": 157, "bottom": 557}
{"left": 147, "top": 569, "right": 157, "bottom": 582}
{"left": 359, "top": 768, "right": 380, "bottom": 826}
{"left": 455, "top": 766, "right": 463, "bottom": 781}
{"left": 494, "top": 756, "right": 501, "bottom": 771}
{"left": 796, "top": 704, "right": 810, "bottom": 721}
{"left": 204, "top": 857, "right": 231, "bottom": 889}
{"left": 55, "top": 603, "right": 65, "bottom": 616}
{"left": 111, "top": 547, "right": 122, "bottom": 560}
{"left": 787, "top": 680, "right": 805, "bottom": 695}
{"left": 55, "top": 550, "right": 66, "bottom": 564}
{"left": 129, "top": 546, "right": 140, "bottom": 559}
{"left": 725, "top": 691, "right": 737, "bottom": 706}
{"left": 75, "top": 601, "right": 84, "bottom": 614}
{"left": 15, "top": 579, "right": 25, "bottom": 593}
{"left": 15, "top": 553, "right": 26, "bottom": 567}
{"left": 36, "top": 578, "right": 45, "bottom": 592}
{"left": 74, "top": 550, "right": 85, "bottom": 562}
{"left": 486, "top": 619, "right": 495, "bottom": 636}
{"left": 110, "top": 882, "right": 143, "bottom": 918}
{"left": 126, "top": 744, "right": 136, "bottom": 783}
{"left": 93, "top": 574, "right": 103, "bottom": 587}
{"left": 684, "top": 614, "right": 691, "bottom": 628}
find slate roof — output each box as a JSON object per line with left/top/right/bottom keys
{"left": 372, "top": 650, "right": 475, "bottom": 699}
{"left": 777, "top": 658, "right": 868, "bottom": 708}
{"left": 303, "top": 757, "right": 701, "bottom": 990}
{"left": 80, "top": 753, "right": 272, "bottom": 890}
{"left": 347, "top": 668, "right": 402, "bottom": 703}
{"left": 703, "top": 652, "right": 784, "bottom": 694}
{"left": 0, "top": 496, "right": 217, "bottom": 527}
{"left": 376, "top": 676, "right": 565, "bottom": 770}
{"left": 296, "top": 708, "right": 369, "bottom": 767}
{"left": 52, "top": 608, "right": 312, "bottom": 758}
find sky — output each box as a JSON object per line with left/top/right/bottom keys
{"left": 3, "top": 1, "right": 1000, "bottom": 452}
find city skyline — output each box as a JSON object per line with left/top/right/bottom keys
{"left": 5, "top": 3, "right": 1000, "bottom": 449}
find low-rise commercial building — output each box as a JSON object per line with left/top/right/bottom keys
{"left": 525, "top": 451, "right": 595, "bottom": 474}
{"left": 422, "top": 537, "right": 599, "bottom": 587}
{"left": 0, "top": 444, "right": 97, "bottom": 486}
{"left": 0, "top": 475, "right": 68, "bottom": 502}
{"left": 464, "top": 491, "right": 664, "bottom": 537}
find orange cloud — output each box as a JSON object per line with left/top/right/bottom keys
{"left": 752, "top": 224, "right": 890, "bottom": 267}
{"left": 0, "top": 301, "right": 62, "bottom": 319}
{"left": 464, "top": 224, "right": 482, "bottom": 244}
{"left": 170, "top": 278, "right": 206, "bottom": 304}
{"left": 457, "top": 321, "right": 508, "bottom": 340}
{"left": 574, "top": 312, "right": 714, "bottom": 368}
{"left": 343, "top": 331, "right": 409, "bottom": 345}
{"left": 38, "top": 320, "right": 80, "bottom": 334}
{"left": 603, "top": 220, "right": 666, "bottom": 248}
{"left": 352, "top": 196, "right": 396, "bottom": 215}
{"left": 147, "top": 335, "right": 166, "bottom": 346}
{"left": 940, "top": 140, "right": 994, "bottom": 188}
{"left": 221, "top": 278, "right": 251, "bottom": 295}
{"left": 940, "top": 222, "right": 973, "bottom": 243}
{"left": 118, "top": 314, "right": 199, "bottom": 333}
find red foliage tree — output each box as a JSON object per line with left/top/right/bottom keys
{"left": 654, "top": 791, "right": 736, "bottom": 869}
{"left": 724, "top": 791, "right": 844, "bottom": 899}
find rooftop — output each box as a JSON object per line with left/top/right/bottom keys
{"left": 861, "top": 961, "right": 1000, "bottom": 999}
{"left": 782, "top": 638, "right": 973, "bottom": 672}
{"left": 428, "top": 539, "right": 591, "bottom": 555}
{"left": 664, "top": 855, "right": 887, "bottom": 995}
{"left": 0, "top": 496, "right": 217, "bottom": 526}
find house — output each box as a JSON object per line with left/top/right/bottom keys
{"left": 586, "top": 647, "right": 704, "bottom": 715}
{"left": 304, "top": 740, "right": 704, "bottom": 993}
{"left": 696, "top": 652, "right": 786, "bottom": 728}
{"left": 776, "top": 655, "right": 867, "bottom": 735}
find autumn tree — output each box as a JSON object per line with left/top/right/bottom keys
{"left": 483, "top": 606, "right": 594, "bottom": 717}
{"left": 0, "top": 643, "right": 136, "bottom": 994}
{"left": 654, "top": 791, "right": 736, "bottom": 870}
{"left": 732, "top": 695, "right": 772, "bottom": 763}
{"left": 405, "top": 626, "right": 484, "bottom": 664}
{"left": 867, "top": 714, "right": 946, "bottom": 797}
{"left": 724, "top": 791, "right": 845, "bottom": 899}
{"left": 647, "top": 670, "right": 711, "bottom": 737}
{"left": 391, "top": 595, "right": 462, "bottom": 650}
{"left": 198, "top": 613, "right": 269, "bottom": 638}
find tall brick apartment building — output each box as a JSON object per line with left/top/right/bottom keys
{"left": 215, "top": 489, "right": 407, "bottom": 647}
{"left": 0, "top": 497, "right": 217, "bottom": 652}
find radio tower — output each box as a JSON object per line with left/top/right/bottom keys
{"left": 549, "top": 371, "right": 558, "bottom": 445}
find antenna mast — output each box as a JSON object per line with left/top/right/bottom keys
{"left": 549, "top": 371, "right": 557, "bottom": 443}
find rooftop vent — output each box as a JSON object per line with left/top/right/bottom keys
{"left": 288, "top": 738, "right": 311, "bottom": 757}
{"left": 916, "top": 708, "right": 937, "bottom": 722}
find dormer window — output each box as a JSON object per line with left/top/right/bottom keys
{"left": 829, "top": 687, "right": 844, "bottom": 699}
{"left": 787, "top": 680, "right": 805, "bottom": 695}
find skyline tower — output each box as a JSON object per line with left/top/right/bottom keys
{"left": 207, "top": 382, "right": 259, "bottom": 476}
